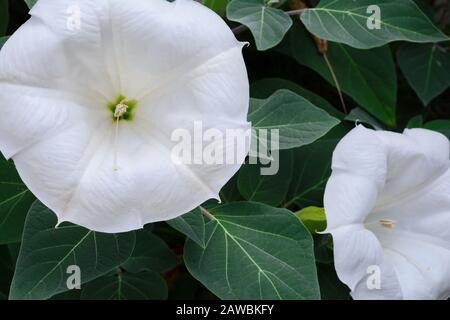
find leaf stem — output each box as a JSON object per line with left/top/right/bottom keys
{"left": 323, "top": 52, "right": 348, "bottom": 114}
{"left": 200, "top": 206, "right": 215, "bottom": 221}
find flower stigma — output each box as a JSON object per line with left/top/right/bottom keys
{"left": 379, "top": 219, "right": 396, "bottom": 229}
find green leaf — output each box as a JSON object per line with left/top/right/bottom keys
{"left": 50, "top": 289, "right": 81, "bottom": 300}
{"left": 0, "top": 156, "right": 35, "bottom": 244}
{"left": 301, "top": 0, "right": 448, "bottom": 49}
{"left": 424, "top": 120, "right": 450, "bottom": 139}
{"left": 9, "top": 201, "right": 136, "bottom": 300}
{"left": 249, "top": 89, "right": 340, "bottom": 150}
{"left": 204, "top": 0, "right": 229, "bottom": 16}
{"left": 296, "top": 207, "right": 326, "bottom": 234}
{"left": 81, "top": 271, "right": 167, "bottom": 300}
{"left": 219, "top": 173, "right": 244, "bottom": 203}
{"left": 251, "top": 78, "right": 345, "bottom": 120}
{"left": 7, "top": 242, "right": 20, "bottom": 267}
{"left": 167, "top": 208, "right": 206, "bottom": 248}
{"left": 345, "top": 107, "right": 384, "bottom": 130}
{"left": 404, "top": 118, "right": 450, "bottom": 139}
{"left": 24, "top": 0, "right": 37, "bottom": 9}
{"left": 0, "top": 0, "right": 8, "bottom": 36}
{"left": 0, "top": 36, "right": 8, "bottom": 49}
{"left": 406, "top": 115, "right": 424, "bottom": 128}
{"left": 227, "top": 0, "right": 292, "bottom": 50}
{"left": 284, "top": 124, "right": 349, "bottom": 208}
{"left": 0, "top": 246, "right": 13, "bottom": 295}
{"left": 314, "top": 234, "right": 334, "bottom": 264}
{"left": 238, "top": 150, "right": 293, "bottom": 206}
{"left": 279, "top": 24, "right": 397, "bottom": 126}
{"left": 122, "top": 230, "right": 177, "bottom": 274}
{"left": 397, "top": 44, "right": 450, "bottom": 105}
{"left": 317, "top": 263, "right": 350, "bottom": 300}
{"left": 184, "top": 202, "right": 320, "bottom": 300}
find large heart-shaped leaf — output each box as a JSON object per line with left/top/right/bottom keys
{"left": 167, "top": 208, "right": 206, "bottom": 248}
{"left": 238, "top": 150, "right": 293, "bottom": 206}
{"left": 249, "top": 89, "right": 340, "bottom": 150}
{"left": 184, "top": 203, "right": 320, "bottom": 300}
{"left": 251, "top": 78, "right": 344, "bottom": 120}
{"left": 284, "top": 125, "right": 349, "bottom": 208}
{"left": 0, "top": 157, "right": 35, "bottom": 244}
{"left": 279, "top": 24, "right": 397, "bottom": 126}
{"left": 397, "top": 43, "right": 450, "bottom": 105}
{"left": 122, "top": 230, "right": 177, "bottom": 274}
{"left": 227, "top": 0, "right": 292, "bottom": 50}
{"left": 301, "top": 0, "right": 448, "bottom": 49}
{"left": 80, "top": 271, "right": 167, "bottom": 300}
{"left": 9, "top": 201, "right": 136, "bottom": 300}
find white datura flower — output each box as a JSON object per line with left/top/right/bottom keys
{"left": 324, "top": 125, "right": 450, "bottom": 300}
{"left": 0, "top": 0, "right": 250, "bottom": 233}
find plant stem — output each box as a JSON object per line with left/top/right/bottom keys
{"left": 200, "top": 206, "right": 215, "bottom": 221}
{"left": 323, "top": 52, "right": 348, "bottom": 114}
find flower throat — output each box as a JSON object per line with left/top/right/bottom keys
{"left": 109, "top": 95, "right": 137, "bottom": 171}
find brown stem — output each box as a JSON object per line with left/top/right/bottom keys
{"left": 232, "top": 24, "right": 248, "bottom": 35}
{"left": 323, "top": 53, "right": 348, "bottom": 114}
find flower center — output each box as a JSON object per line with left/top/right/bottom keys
{"left": 114, "top": 100, "right": 128, "bottom": 118}
{"left": 107, "top": 95, "right": 137, "bottom": 121}
{"left": 379, "top": 219, "right": 396, "bottom": 229}
{"left": 108, "top": 95, "right": 138, "bottom": 171}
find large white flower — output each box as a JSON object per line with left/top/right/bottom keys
{"left": 324, "top": 125, "right": 450, "bottom": 300}
{"left": 0, "top": 0, "right": 250, "bottom": 233}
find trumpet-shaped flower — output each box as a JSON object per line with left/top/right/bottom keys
{"left": 0, "top": 0, "right": 250, "bottom": 233}
{"left": 324, "top": 125, "right": 450, "bottom": 300}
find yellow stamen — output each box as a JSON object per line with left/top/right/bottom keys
{"left": 113, "top": 99, "right": 128, "bottom": 171}
{"left": 114, "top": 99, "right": 128, "bottom": 118}
{"left": 379, "top": 219, "right": 395, "bottom": 229}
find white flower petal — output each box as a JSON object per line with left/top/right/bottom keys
{"left": 325, "top": 125, "right": 450, "bottom": 300}
{"left": 377, "top": 228, "right": 450, "bottom": 299}
{"left": 107, "top": 0, "right": 244, "bottom": 98}
{"left": 375, "top": 128, "right": 450, "bottom": 205}
{"left": 331, "top": 125, "right": 387, "bottom": 188}
{"left": 1, "top": 4, "right": 117, "bottom": 99}
{"left": 370, "top": 167, "right": 450, "bottom": 243}
{"left": 0, "top": 0, "right": 249, "bottom": 233}
{"left": 0, "top": 83, "right": 103, "bottom": 159}
{"left": 331, "top": 225, "right": 402, "bottom": 299}
{"left": 324, "top": 125, "right": 385, "bottom": 230}
{"left": 324, "top": 172, "right": 379, "bottom": 230}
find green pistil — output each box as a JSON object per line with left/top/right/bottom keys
{"left": 107, "top": 95, "right": 137, "bottom": 121}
